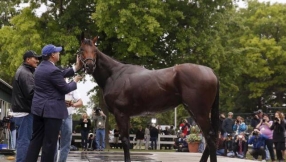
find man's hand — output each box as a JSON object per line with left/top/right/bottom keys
{"left": 75, "top": 55, "right": 82, "bottom": 72}
{"left": 73, "top": 75, "right": 82, "bottom": 83}
{"left": 65, "top": 100, "right": 72, "bottom": 107}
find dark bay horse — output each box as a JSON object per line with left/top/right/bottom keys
{"left": 78, "top": 36, "right": 219, "bottom": 162}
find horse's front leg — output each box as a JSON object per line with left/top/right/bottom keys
{"left": 115, "top": 113, "right": 131, "bottom": 162}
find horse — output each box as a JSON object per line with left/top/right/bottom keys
{"left": 77, "top": 35, "right": 220, "bottom": 162}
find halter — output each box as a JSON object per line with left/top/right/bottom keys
{"left": 76, "top": 48, "right": 96, "bottom": 73}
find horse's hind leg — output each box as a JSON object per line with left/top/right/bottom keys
{"left": 183, "top": 104, "right": 217, "bottom": 162}
{"left": 114, "top": 112, "right": 131, "bottom": 162}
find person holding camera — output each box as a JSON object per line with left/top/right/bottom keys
{"left": 233, "top": 132, "right": 248, "bottom": 158}
{"left": 248, "top": 129, "right": 268, "bottom": 161}
{"left": 270, "top": 111, "right": 285, "bottom": 161}
{"left": 251, "top": 109, "right": 263, "bottom": 128}
{"left": 233, "top": 116, "right": 247, "bottom": 136}
{"left": 92, "top": 107, "right": 106, "bottom": 151}
{"left": 256, "top": 113, "right": 275, "bottom": 161}
{"left": 176, "top": 133, "right": 189, "bottom": 152}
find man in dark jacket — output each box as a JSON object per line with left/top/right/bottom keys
{"left": 11, "top": 50, "right": 41, "bottom": 162}
{"left": 25, "top": 44, "right": 82, "bottom": 162}
{"left": 222, "top": 112, "right": 234, "bottom": 137}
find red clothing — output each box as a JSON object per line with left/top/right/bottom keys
{"left": 180, "top": 123, "right": 188, "bottom": 135}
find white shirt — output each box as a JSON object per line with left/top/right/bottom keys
{"left": 65, "top": 90, "right": 81, "bottom": 115}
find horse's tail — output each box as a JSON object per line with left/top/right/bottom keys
{"left": 211, "top": 79, "right": 220, "bottom": 136}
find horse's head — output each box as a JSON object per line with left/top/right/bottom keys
{"left": 77, "top": 34, "right": 97, "bottom": 74}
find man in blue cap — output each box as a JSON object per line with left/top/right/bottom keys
{"left": 11, "top": 50, "right": 41, "bottom": 162}
{"left": 25, "top": 44, "right": 82, "bottom": 162}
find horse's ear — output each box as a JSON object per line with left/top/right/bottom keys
{"left": 92, "top": 36, "right": 98, "bottom": 45}
{"left": 81, "top": 32, "right": 85, "bottom": 42}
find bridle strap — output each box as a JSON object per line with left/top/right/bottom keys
{"left": 76, "top": 49, "right": 96, "bottom": 72}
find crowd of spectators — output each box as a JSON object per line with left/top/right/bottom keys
{"left": 217, "top": 109, "right": 286, "bottom": 162}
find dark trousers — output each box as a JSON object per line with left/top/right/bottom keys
{"left": 150, "top": 137, "right": 157, "bottom": 150}
{"left": 265, "top": 139, "right": 275, "bottom": 161}
{"left": 81, "top": 130, "right": 89, "bottom": 149}
{"left": 274, "top": 142, "right": 285, "bottom": 160}
{"left": 250, "top": 148, "right": 266, "bottom": 160}
{"left": 25, "top": 115, "right": 62, "bottom": 162}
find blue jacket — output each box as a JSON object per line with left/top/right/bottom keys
{"left": 31, "top": 61, "right": 76, "bottom": 119}
{"left": 233, "top": 122, "right": 247, "bottom": 134}
{"left": 248, "top": 134, "right": 268, "bottom": 149}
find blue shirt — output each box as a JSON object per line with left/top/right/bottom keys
{"left": 248, "top": 134, "right": 268, "bottom": 149}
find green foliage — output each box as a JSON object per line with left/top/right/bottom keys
{"left": 1, "top": 0, "right": 286, "bottom": 124}
{"left": 186, "top": 125, "right": 202, "bottom": 143}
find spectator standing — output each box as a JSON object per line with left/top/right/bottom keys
{"left": 92, "top": 107, "right": 106, "bottom": 151}
{"left": 144, "top": 125, "right": 150, "bottom": 150}
{"left": 56, "top": 88, "right": 83, "bottom": 162}
{"left": 150, "top": 125, "right": 159, "bottom": 150}
{"left": 113, "top": 125, "right": 120, "bottom": 148}
{"left": 219, "top": 113, "right": 226, "bottom": 136}
{"left": 129, "top": 124, "right": 135, "bottom": 149}
{"left": 25, "top": 44, "right": 82, "bottom": 162}
{"left": 79, "top": 113, "right": 91, "bottom": 151}
{"left": 169, "top": 125, "right": 176, "bottom": 135}
{"left": 222, "top": 112, "right": 234, "bottom": 137}
{"left": 135, "top": 126, "right": 144, "bottom": 149}
{"left": 251, "top": 109, "right": 263, "bottom": 128}
{"left": 270, "top": 111, "right": 285, "bottom": 161}
{"left": 8, "top": 113, "right": 16, "bottom": 150}
{"left": 256, "top": 113, "right": 275, "bottom": 161}
{"left": 11, "top": 50, "right": 41, "bottom": 162}
{"left": 233, "top": 116, "right": 247, "bottom": 135}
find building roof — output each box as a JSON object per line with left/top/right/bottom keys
{"left": 0, "top": 78, "right": 12, "bottom": 89}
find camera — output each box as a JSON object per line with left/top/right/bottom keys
{"left": 274, "top": 117, "right": 279, "bottom": 122}
{"left": 253, "top": 131, "right": 258, "bottom": 136}
{"left": 262, "top": 119, "right": 266, "bottom": 122}
{"left": 94, "top": 107, "right": 101, "bottom": 114}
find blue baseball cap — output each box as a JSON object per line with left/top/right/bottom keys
{"left": 42, "top": 44, "right": 62, "bottom": 56}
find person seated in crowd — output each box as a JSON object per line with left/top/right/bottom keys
{"left": 224, "top": 133, "right": 235, "bottom": 157}
{"left": 175, "top": 133, "right": 188, "bottom": 152}
{"left": 88, "top": 133, "right": 95, "bottom": 150}
{"left": 233, "top": 132, "right": 248, "bottom": 158}
{"left": 248, "top": 129, "right": 268, "bottom": 162}
{"left": 216, "top": 131, "right": 225, "bottom": 156}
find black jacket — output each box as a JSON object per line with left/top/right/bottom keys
{"left": 79, "top": 118, "right": 91, "bottom": 131}
{"left": 11, "top": 63, "right": 35, "bottom": 113}
{"left": 136, "top": 129, "right": 145, "bottom": 140}
{"left": 222, "top": 118, "right": 234, "bottom": 134}
{"left": 150, "top": 127, "right": 159, "bottom": 138}
{"left": 270, "top": 120, "right": 285, "bottom": 142}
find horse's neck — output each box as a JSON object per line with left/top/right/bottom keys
{"left": 93, "top": 49, "right": 122, "bottom": 88}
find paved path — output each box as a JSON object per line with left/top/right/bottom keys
{"left": 0, "top": 151, "right": 255, "bottom": 162}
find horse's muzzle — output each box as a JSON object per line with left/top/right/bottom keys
{"left": 85, "top": 63, "right": 96, "bottom": 74}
